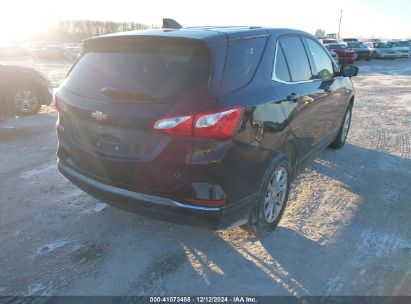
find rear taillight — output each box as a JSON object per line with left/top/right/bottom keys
{"left": 152, "top": 115, "right": 193, "bottom": 137}
{"left": 152, "top": 107, "right": 244, "bottom": 139}
{"left": 53, "top": 95, "right": 67, "bottom": 113}
{"left": 194, "top": 108, "right": 244, "bottom": 139}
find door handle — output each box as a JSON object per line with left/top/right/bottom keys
{"left": 286, "top": 93, "right": 300, "bottom": 102}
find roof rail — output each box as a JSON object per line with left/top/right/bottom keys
{"left": 162, "top": 18, "right": 182, "bottom": 29}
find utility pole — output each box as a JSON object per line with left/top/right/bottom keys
{"left": 338, "top": 9, "right": 343, "bottom": 39}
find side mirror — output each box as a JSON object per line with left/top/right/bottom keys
{"left": 340, "top": 64, "right": 359, "bottom": 77}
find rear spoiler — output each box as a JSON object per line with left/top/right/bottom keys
{"left": 162, "top": 18, "right": 182, "bottom": 29}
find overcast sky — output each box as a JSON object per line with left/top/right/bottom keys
{"left": 1, "top": 0, "right": 410, "bottom": 44}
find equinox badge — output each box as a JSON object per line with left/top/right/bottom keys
{"left": 91, "top": 111, "right": 108, "bottom": 121}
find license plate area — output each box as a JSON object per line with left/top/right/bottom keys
{"left": 70, "top": 119, "right": 140, "bottom": 158}
{"left": 95, "top": 134, "right": 127, "bottom": 154}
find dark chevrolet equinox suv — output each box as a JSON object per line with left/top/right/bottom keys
{"left": 56, "top": 26, "right": 358, "bottom": 235}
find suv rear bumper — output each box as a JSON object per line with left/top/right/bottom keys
{"left": 58, "top": 161, "right": 254, "bottom": 229}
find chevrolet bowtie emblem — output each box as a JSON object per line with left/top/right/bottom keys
{"left": 91, "top": 111, "right": 108, "bottom": 121}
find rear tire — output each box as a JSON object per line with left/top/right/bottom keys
{"left": 329, "top": 103, "right": 352, "bottom": 149}
{"left": 10, "top": 84, "right": 42, "bottom": 116}
{"left": 244, "top": 155, "right": 291, "bottom": 237}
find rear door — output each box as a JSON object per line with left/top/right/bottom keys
{"left": 58, "top": 37, "right": 218, "bottom": 194}
{"left": 272, "top": 35, "right": 338, "bottom": 164}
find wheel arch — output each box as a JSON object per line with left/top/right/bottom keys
{"left": 280, "top": 139, "right": 298, "bottom": 180}
{"left": 262, "top": 138, "right": 298, "bottom": 182}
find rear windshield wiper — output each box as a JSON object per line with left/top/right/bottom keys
{"left": 101, "top": 87, "right": 156, "bottom": 102}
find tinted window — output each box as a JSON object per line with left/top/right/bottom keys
{"left": 273, "top": 45, "right": 291, "bottom": 82}
{"left": 279, "top": 36, "right": 312, "bottom": 82}
{"left": 221, "top": 37, "right": 267, "bottom": 94}
{"left": 304, "top": 38, "right": 334, "bottom": 80}
{"left": 373, "top": 43, "right": 388, "bottom": 48}
{"left": 65, "top": 39, "right": 211, "bottom": 103}
{"left": 347, "top": 42, "right": 362, "bottom": 48}
{"left": 328, "top": 44, "right": 348, "bottom": 50}
{"left": 389, "top": 41, "right": 408, "bottom": 47}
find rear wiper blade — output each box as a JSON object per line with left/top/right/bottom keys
{"left": 101, "top": 87, "right": 156, "bottom": 102}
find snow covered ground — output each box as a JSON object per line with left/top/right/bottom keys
{"left": 0, "top": 57, "right": 410, "bottom": 296}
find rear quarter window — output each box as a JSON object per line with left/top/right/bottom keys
{"left": 221, "top": 37, "right": 267, "bottom": 95}
{"left": 273, "top": 45, "right": 291, "bottom": 82}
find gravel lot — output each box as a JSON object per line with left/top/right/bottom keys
{"left": 0, "top": 57, "right": 410, "bottom": 296}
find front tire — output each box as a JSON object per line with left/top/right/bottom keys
{"left": 329, "top": 103, "right": 352, "bottom": 149}
{"left": 245, "top": 155, "right": 291, "bottom": 237}
{"left": 10, "top": 84, "right": 42, "bottom": 116}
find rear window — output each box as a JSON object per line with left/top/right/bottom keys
{"left": 374, "top": 43, "right": 388, "bottom": 48}
{"left": 389, "top": 42, "right": 408, "bottom": 47}
{"left": 347, "top": 42, "right": 362, "bottom": 48}
{"left": 64, "top": 38, "right": 211, "bottom": 103}
{"left": 221, "top": 37, "right": 267, "bottom": 95}
{"left": 328, "top": 44, "right": 348, "bottom": 50}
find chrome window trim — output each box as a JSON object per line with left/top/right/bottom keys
{"left": 272, "top": 36, "right": 338, "bottom": 84}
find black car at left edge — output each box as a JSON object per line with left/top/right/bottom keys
{"left": 0, "top": 65, "right": 53, "bottom": 116}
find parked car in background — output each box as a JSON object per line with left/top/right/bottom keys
{"left": 55, "top": 25, "right": 358, "bottom": 235}
{"left": 31, "top": 45, "right": 68, "bottom": 60}
{"left": 324, "top": 43, "right": 357, "bottom": 64}
{"left": 0, "top": 65, "right": 53, "bottom": 115}
{"left": 343, "top": 38, "right": 359, "bottom": 43}
{"left": 365, "top": 42, "right": 396, "bottom": 59}
{"left": 62, "top": 43, "right": 83, "bottom": 59}
{"left": 346, "top": 41, "right": 372, "bottom": 60}
{"left": 366, "top": 38, "right": 382, "bottom": 43}
{"left": 320, "top": 38, "right": 338, "bottom": 44}
{"left": 327, "top": 49, "right": 339, "bottom": 63}
{"left": 387, "top": 41, "right": 411, "bottom": 58}
{"left": 0, "top": 46, "right": 28, "bottom": 58}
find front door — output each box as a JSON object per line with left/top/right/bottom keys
{"left": 272, "top": 35, "right": 344, "bottom": 169}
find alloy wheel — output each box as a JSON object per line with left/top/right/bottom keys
{"left": 341, "top": 109, "right": 351, "bottom": 142}
{"left": 14, "top": 90, "right": 39, "bottom": 113}
{"left": 264, "top": 167, "right": 287, "bottom": 223}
